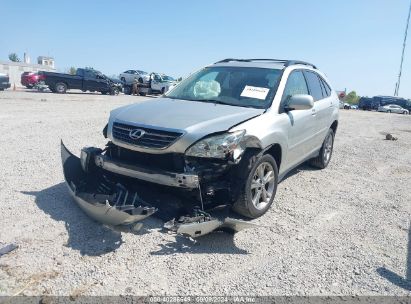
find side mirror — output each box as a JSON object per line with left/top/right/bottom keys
{"left": 285, "top": 94, "right": 314, "bottom": 111}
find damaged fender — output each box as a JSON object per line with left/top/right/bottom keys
{"left": 61, "top": 141, "right": 157, "bottom": 226}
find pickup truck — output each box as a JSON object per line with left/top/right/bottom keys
{"left": 40, "top": 68, "right": 122, "bottom": 94}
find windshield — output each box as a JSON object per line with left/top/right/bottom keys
{"left": 162, "top": 75, "right": 174, "bottom": 81}
{"left": 166, "top": 66, "right": 282, "bottom": 109}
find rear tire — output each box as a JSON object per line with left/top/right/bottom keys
{"left": 310, "top": 129, "right": 334, "bottom": 169}
{"left": 55, "top": 82, "right": 67, "bottom": 94}
{"left": 232, "top": 154, "right": 278, "bottom": 218}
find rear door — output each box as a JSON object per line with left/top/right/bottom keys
{"left": 281, "top": 70, "right": 316, "bottom": 167}
{"left": 303, "top": 71, "right": 332, "bottom": 150}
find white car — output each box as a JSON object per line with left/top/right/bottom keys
{"left": 149, "top": 73, "right": 177, "bottom": 94}
{"left": 378, "top": 104, "right": 409, "bottom": 114}
{"left": 119, "top": 70, "right": 149, "bottom": 84}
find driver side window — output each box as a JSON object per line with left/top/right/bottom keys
{"left": 280, "top": 71, "right": 308, "bottom": 112}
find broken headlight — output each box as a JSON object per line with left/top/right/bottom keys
{"left": 185, "top": 130, "right": 246, "bottom": 160}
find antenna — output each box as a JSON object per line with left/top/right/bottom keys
{"left": 394, "top": 0, "right": 411, "bottom": 96}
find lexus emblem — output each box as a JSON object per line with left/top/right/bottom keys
{"left": 129, "top": 129, "right": 146, "bottom": 140}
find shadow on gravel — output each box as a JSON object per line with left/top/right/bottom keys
{"left": 22, "top": 183, "right": 124, "bottom": 256}
{"left": 280, "top": 162, "right": 318, "bottom": 182}
{"left": 151, "top": 233, "right": 248, "bottom": 255}
{"left": 376, "top": 224, "right": 411, "bottom": 291}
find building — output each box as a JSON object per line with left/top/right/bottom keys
{"left": 37, "top": 56, "right": 55, "bottom": 68}
{"left": 0, "top": 56, "right": 56, "bottom": 87}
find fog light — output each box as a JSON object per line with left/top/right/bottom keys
{"left": 80, "top": 147, "right": 103, "bottom": 173}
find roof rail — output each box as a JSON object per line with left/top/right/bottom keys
{"left": 215, "top": 58, "right": 317, "bottom": 69}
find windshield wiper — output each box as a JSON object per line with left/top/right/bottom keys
{"left": 193, "top": 99, "right": 234, "bottom": 106}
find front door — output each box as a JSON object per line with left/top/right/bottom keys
{"left": 84, "top": 70, "right": 108, "bottom": 92}
{"left": 280, "top": 70, "right": 316, "bottom": 168}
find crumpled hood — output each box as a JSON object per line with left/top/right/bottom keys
{"left": 108, "top": 97, "right": 264, "bottom": 153}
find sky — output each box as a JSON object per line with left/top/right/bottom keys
{"left": 1, "top": 0, "right": 410, "bottom": 98}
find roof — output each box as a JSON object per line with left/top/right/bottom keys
{"left": 212, "top": 58, "right": 317, "bottom": 70}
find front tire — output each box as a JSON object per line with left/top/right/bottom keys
{"left": 310, "top": 129, "right": 334, "bottom": 169}
{"left": 232, "top": 154, "right": 278, "bottom": 218}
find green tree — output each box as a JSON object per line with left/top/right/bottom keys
{"left": 344, "top": 91, "right": 360, "bottom": 104}
{"left": 69, "top": 67, "right": 77, "bottom": 75}
{"left": 8, "top": 53, "right": 20, "bottom": 62}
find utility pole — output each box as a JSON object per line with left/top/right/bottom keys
{"left": 394, "top": 0, "right": 411, "bottom": 96}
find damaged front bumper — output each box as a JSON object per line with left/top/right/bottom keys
{"left": 61, "top": 141, "right": 157, "bottom": 226}
{"left": 61, "top": 141, "right": 257, "bottom": 237}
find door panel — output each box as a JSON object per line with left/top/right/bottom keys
{"left": 280, "top": 70, "right": 316, "bottom": 167}
{"left": 303, "top": 71, "right": 332, "bottom": 151}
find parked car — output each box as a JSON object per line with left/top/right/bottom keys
{"left": 343, "top": 103, "right": 351, "bottom": 109}
{"left": 148, "top": 73, "right": 176, "bottom": 94}
{"left": 350, "top": 105, "right": 358, "bottom": 110}
{"left": 358, "top": 97, "right": 376, "bottom": 110}
{"left": 123, "top": 73, "right": 176, "bottom": 95}
{"left": 0, "top": 73, "right": 10, "bottom": 91}
{"left": 119, "top": 70, "right": 149, "bottom": 84}
{"left": 61, "top": 58, "right": 339, "bottom": 237}
{"left": 21, "top": 72, "right": 40, "bottom": 88}
{"left": 378, "top": 104, "right": 409, "bottom": 114}
{"left": 39, "top": 68, "right": 122, "bottom": 94}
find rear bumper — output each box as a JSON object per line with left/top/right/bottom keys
{"left": 94, "top": 154, "right": 199, "bottom": 189}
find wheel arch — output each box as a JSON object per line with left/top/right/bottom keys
{"left": 263, "top": 144, "right": 282, "bottom": 172}
{"left": 330, "top": 120, "right": 338, "bottom": 135}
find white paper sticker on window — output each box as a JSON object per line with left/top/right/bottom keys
{"left": 240, "top": 86, "right": 269, "bottom": 100}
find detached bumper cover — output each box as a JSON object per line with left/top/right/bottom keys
{"left": 61, "top": 141, "right": 157, "bottom": 226}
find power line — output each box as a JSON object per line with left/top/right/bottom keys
{"left": 394, "top": 0, "right": 411, "bottom": 96}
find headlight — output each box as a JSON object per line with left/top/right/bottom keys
{"left": 185, "top": 130, "right": 246, "bottom": 159}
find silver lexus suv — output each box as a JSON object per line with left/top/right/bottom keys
{"left": 61, "top": 58, "right": 339, "bottom": 236}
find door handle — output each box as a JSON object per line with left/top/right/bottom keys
{"left": 311, "top": 109, "right": 317, "bottom": 116}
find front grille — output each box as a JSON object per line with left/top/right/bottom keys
{"left": 112, "top": 122, "right": 183, "bottom": 149}
{"left": 110, "top": 145, "right": 185, "bottom": 172}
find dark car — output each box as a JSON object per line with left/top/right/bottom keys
{"left": 39, "top": 68, "right": 122, "bottom": 95}
{"left": 21, "top": 72, "right": 40, "bottom": 88}
{"left": 0, "top": 73, "right": 11, "bottom": 91}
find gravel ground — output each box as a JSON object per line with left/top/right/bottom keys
{"left": 0, "top": 90, "right": 410, "bottom": 297}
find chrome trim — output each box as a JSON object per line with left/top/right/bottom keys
{"left": 94, "top": 155, "right": 199, "bottom": 189}
{"left": 112, "top": 120, "right": 185, "bottom": 150}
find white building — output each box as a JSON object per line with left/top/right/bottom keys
{"left": 37, "top": 56, "right": 55, "bottom": 68}
{"left": 0, "top": 56, "right": 56, "bottom": 87}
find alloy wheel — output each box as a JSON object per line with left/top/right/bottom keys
{"left": 250, "top": 162, "right": 275, "bottom": 210}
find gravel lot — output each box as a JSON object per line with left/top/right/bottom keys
{"left": 0, "top": 90, "right": 410, "bottom": 297}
